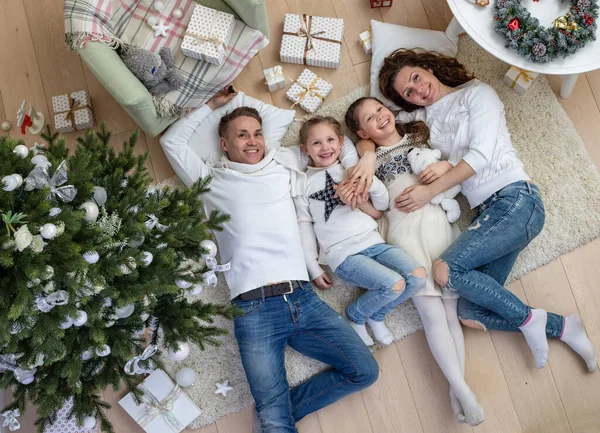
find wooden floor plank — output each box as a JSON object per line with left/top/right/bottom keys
{"left": 0, "top": 91, "right": 9, "bottom": 137}
{"left": 316, "top": 391, "right": 374, "bottom": 433}
{"left": 297, "top": 412, "right": 323, "bottom": 433}
{"left": 144, "top": 132, "right": 177, "bottom": 184}
{"left": 215, "top": 404, "right": 255, "bottom": 433}
{"left": 378, "top": 0, "right": 431, "bottom": 29}
{"left": 354, "top": 61, "right": 371, "bottom": 88}
{"left": 232, "top": 54, "right": 274, "bottom": 106}
{"left": 420, "top": 0, "right": 454, "bottom": 31}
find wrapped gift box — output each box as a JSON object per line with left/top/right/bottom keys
{"left": 51, "top": 91, "right": 94, "bottom": 134}
{"left": 181, "top": 4, "right": 235, "bottom": 65}
{"left": 263, "top": 65, "right": 286, "bottom": 92}
{"left": 280, "top": 13, "right": 344, "bottom": 69}
{"left": 119, "top": 369, "right": 202, "bottom": 433}
{"left": 359, "top": 28, "right": 372, "bottom": 55}
{"left": 286, "top": 69, "right": 332, "bottom": 113}
{"left": 44, "top": 397, "right": 96, "bottom": 433}
{"left": 370, "top": 0, "right": 393, "bottom": 7}
{"left": 503, "top": 66, "right": 539, "bottom": 94}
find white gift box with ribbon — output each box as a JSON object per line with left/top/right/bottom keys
{"left": 51, "top": 90, "right": 94, "bottom": 134}
{"left": 359, "top": 28, "right": 372, "bottom": 55}
{"left": 503, "top": 66, "right": 539, "bottom": 95}
{"left": 286, "top": 69, "right": 332, "bottom": 114}
{"left": 119, "top": 369, "right": 202, "bottom": 433}
{"left": 263, "top": 65, "right": 286, "bottom": 92}
{"left": 180, "top": 4, "right": 236, "bottom": 65}
{"left": 280, "top": 13, "right": 344, "bottom": 69}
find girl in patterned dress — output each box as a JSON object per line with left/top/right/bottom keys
{"left": 344, "top": 97, "right": 484, "bottom": 426}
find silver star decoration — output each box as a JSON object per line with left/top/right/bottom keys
{"left": 152, "top": 20, "right": 170, "bottom": 38}
{"left": 215, "top": 380, "right": 233, "bottom": 396}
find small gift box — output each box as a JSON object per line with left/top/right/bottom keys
{"left": 43, "top": 397, "right": 96, "bottom": 433}
{"left": 51, "top": 91, "right": 94, "bottom": 134}
{"left": 280, "top": 13, "right": 344, "bottom": 69}
{"left": 180, "top": 4, "right": 235, "bottom": 65}
{"left": 119, "top": 369, "right": 202, "bottom": 433}
{"left": 503, "top": 66, "right": 539, "bottom": 95}
{"left": 263, "top": 65, "right": 286, "bottom": 92}
{"left": 286, "top": 69, "right": 332, "bottom": 113}
{"left": 359, "top": 28, "right": 372, "bottom": 55}
{"left": 370, "top": 0, "right": 393, "bottom": 7}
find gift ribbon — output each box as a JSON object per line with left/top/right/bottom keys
{"left": 202, "top": 256, "right": 231, "bottom": 287}
{"left": 509, "top": 67, "right": 534, "bottom": 89}
{"left": 184, "top": 10, "right": 227, "bottom": 55}
{"left": 20, "top": 114, "right": 33, "bottom": 135}
{"left": 264, "top": 65, "right": 289, "bottom": 86}
{"left": 2, "top": 409, "right": 20, "bottom": 431}
{"left": 291, "top": 76, "right": 326, "bottom": 109}
{"left": 23, "top": 160, "right": 77, "bottom": 202}
{"left": 283, "top": 14, "right": 342, "bottom": 64}
{"left": 56, "top": 94, "right": 91, "bottom": 130}
{"left": 361, "top": 26, "right": 372, "bottom": 45}
{"left": 145, "top": 214, "right": 168, "bottom": 232}
{"left": 35, "top": 290, "right": 69, "bottom": 313}
{"left": 124, "top": 345, "right": 158, "bottom": 375}
{"left": 137, "top": 382, "right": 184, "bottom": 432}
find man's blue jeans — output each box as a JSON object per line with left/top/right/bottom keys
{"left": 233, "top": 282, "right": 379, "bottom": 433}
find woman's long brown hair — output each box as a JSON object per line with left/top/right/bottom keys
{"left": 379, "top": 48, "right": 475, "bottom": 112}
{"left": 345, "top": 96, "right": 430, "bottom": 141}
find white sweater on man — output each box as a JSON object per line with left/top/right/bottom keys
{"left": 294, "top": 163, "right": 389, "bottom": 279}
{"left": 160, "top": 105, "right": 358, "bottom": 299}
{"left": 397, "top": 79, "right": 530, "bottom": 208}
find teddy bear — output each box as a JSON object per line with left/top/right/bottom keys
{"left": 407, "top": 147, "right": 462, "bottom": 223}
{"left": 119, "top": 45, "right": 183, "bottom": 95}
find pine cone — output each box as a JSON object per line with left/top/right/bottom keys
{"left": 532, "top": 42, "right": 547, "bottom": 57}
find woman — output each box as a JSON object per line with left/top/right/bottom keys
{"left": 348, "top": 48, "right": 596, "bottom": 372}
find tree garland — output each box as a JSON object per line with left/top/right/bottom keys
{"left": 494, "top": 0, "right": 598, "bottom": 63}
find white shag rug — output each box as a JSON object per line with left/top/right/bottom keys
{"left": 158, "top": 36, "right": 600, "bottom": 429}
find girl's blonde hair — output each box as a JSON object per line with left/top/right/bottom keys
{"left": 299, "top": 116, "right": 343, "bottom": 145}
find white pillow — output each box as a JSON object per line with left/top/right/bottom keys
{"left": 188, "top": 91, "right": 296, "bottom": 161}
{"left": 369, "top": 20, "right": 458, "bottom": 109}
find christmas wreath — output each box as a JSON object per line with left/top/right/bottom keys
{"left": 494, "top": 0, "right": 599, "bottom": 63}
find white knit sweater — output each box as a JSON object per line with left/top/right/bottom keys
{"left": 396, "top": 79, "right": 530, "bottom": 208}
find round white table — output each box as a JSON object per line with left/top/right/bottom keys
{"left": 445, "top": 0, "right": 600, "bottom": 97}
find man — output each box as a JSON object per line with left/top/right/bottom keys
{"left": 160, "top": 86, "right": 379, "bottom": 433}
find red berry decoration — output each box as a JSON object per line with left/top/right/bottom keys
{"left": 508, "top": 18, "right": 520, "bottom": 30}
{"left": 584, "top": 14, "right": 595, "bottom": 26}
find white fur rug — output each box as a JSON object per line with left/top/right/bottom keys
{"left": 157, "top": 36, "right": 600, "bottom": 428}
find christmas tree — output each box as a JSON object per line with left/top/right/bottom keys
{"left": 0, "top": 125, "right": 235, "bottom": 433}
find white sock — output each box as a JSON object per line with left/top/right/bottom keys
{"left": 367, "top": 318, "right": 394, "bottom": 345}
{"left": 349, "top": 321, "right": 374, "bottom": 346}
{"left": 560, "top": 314, "right": 597, "bottom": 372}
{"left": 518, "top": 309, "right": 549, "bottom": 369}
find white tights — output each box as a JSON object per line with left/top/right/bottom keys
{"left": 412, "top": 296, "right": 484, "bottom": 425}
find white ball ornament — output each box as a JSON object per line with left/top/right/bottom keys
{"left": 83, "top": 251, "right": 100, "bottom": 264}
{"left": 176, "top": 367, "right": 196, "bottom": 387}
{"left": 115, "top": 303, "right": 135, "bottom": 318}
{"left": 80, "top": 201, "right": 99, "bottom": 222}
{"left": 83, "top": 417, "right": 97, "bottom": 429}
{"left": 128, "top": 234, "right": 145, "bottom": 247}
{"left": 96, "top": 345, "right": 111, "bottom": 357}
{"left": 2, "top": 175, "right": 20, "bottom": 191}
{"left": 40, "top": 223, "right": 57, "bottom": 239}
{"left": 44, "top": 265, "right": 54, "bottom": 279}
{"left": 92, "top": 186, "right": 108, "bottom": 206}
{"left": 31, "top": 154, "right": 50, "bottom": 167}
{"left": 168, "top": 342, "right": 190, "bottom": 361}
{"left": 73, "top": 310, "right": 88, "bottom": 327}
{"left": 147, "top": 15, "right": 159, "bottom": 26}
{"left": 175, "top": 279, "right": 192, "bottom": 289}
{"left": 172, "top": 8, "right": 183, "bottom": 18}
{"left": 81, "top": 349, "right": 94, "bottom": 361}
{"left": 141, "top": 251, "right": 154, "bottom": 266}
{"left": 200, "top": 240, "right": 218, "bottom": 258}
{"left": 189, "top": 284, "right": 204, "bottom": 296}
{"left": 13, "top": 144, "right": 28, "bottom": 158}
{"left": 19, "top": 375, "right": 35, "bottom": 385}
{"left": 43, "top": 281, "right": 56, "bottom": 293}
{"left": 59, "top": 317, "right": 74, "bottom": 329}
{"left": 153, "top": 0, "right": 165, "bottom": 12}
{"left": 2, "top": 121, "right": 12, "bottom": 131}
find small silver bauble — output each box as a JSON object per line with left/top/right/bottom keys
{"left": 168, "top": 342, "right": 190, "bottom": 361}
{"left": 2, "top": 121, "right": 12, "bottom": 131}
{"left": 73, "top": 310, "right": 88, "bottom": 327}
{"left": 83, "top": 251, "right": 100, "bottom": 264}
{"left": 141, "top": 251, "right": 154, "bottom": 266}
{"left": 172, "top": 8, "right": 183, "bottom": 18}
{"left": 40, "top": 223, "right": 57, "bottom": 239}
{"left": 175, "top": 279, "right": 193, "bottom": 289}
{"left": 80, "top": 201, "right": 99, "bottom": 222}
{"left": 153, "top": 1, "right": 165, "bottom": 12}
{"left": 189, "top": 284, "right": 204, "bottom": 296}
{"left": 83, "top": 417, "right": 97, "bottom": 429}
{"left": 44, "top": 265, "right": 54, "bottom": 279}
{"left": 128, "top": 234, "right": 145, "bottom": 247}
{"left": 81, "top": 349, "right": 94, "bottom": 361}
{"left": 2, "top": 175, "right": 20, "bottom": 191}
{"left": 200, "top": 239, "right": 218, "bottom": 258}
{"left": 49, "top": 207, "right": 62, "bottom": 217}
{"left": 13, "top": 144, "right": 28, "bottom": 158}
{"left": 147, "top": 15, "right": 159, "bottom": 26}
{"left": 115, "top": 303, "right": 135, "bottom": 318}
{"left": 176, "top": 367, "right": 196, "bottom": 387}
{"left": 96, "top": 344, "right": 111, "bottom": 357}
{"left": 92, "top": 186, "right": 108, "bottom": 206}
{"left": 18, "top": 374, "right": 35, "bottom": 385}
{"left": 59, "top": 317, "right": 74, "bottom": 329}
{"left": 31, "top": 154, "right": 50, "bottom": 167}
{"left": 26, "top": 278, "right": 41, "bottom": 288}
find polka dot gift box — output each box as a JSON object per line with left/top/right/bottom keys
{"left": 51, "top": 90, "right": 94, "bottom": 134}
{"left": 180, "top": 4, "right": 235, "bottom": 65}
{"left": 286, "top": 68, "right": 332, "bottom": 114}
{"left": 280, "top": 13, "right": 344, "bottom": 69}
{"left": 43, "top": 397, "right": 96, "bottom": 433}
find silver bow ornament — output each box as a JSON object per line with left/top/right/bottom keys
{"left": 35, "top": 290, "right": 69, "bottom": 313}
{"left": 0, "top": 355, "right": 36, "bottom": 385}
{"left": 137, "top": 382, "right": 183, "bottom": 432}
{"left": 202, "top": 257, "right": 231, "bottom": 287}
{"left": 2, "top": 409, "right": 20, "bottom": 431}
{"left": 145, "top": 214, "right": 168, "bottom": 232}
{"left": 125, "top": 345, "right": 158, "bottom": 376}
{"left": 24, "top": 160, "right": 77, "bottom": 202}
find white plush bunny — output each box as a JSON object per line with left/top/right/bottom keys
{"left": 407, "top": 148, "right": 462, "bottom": 223}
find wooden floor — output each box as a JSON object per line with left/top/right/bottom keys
{"left": 2, "top": 0, "right": 600, "bottom": 432}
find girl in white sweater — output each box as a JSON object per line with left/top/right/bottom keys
{"left": 351, "top": 49, "right": 595, "bottom": 376}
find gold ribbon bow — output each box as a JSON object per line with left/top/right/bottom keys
{"left": 137, "top": 382, "right": 183, "bottom": 432}
{"left": 57, "top": 94, "right": 90, "bottom": 127}
{"left": 361, "top": 26, "right": 372, "bottom": 45}
{"left": 283, "top": 14, "right": 342, "bottom": 64}
{"left": 292, "top": 76, "right": 326, "bottom": 109}
{"left": 185, "top": 11, "right": 226, "bottom": 51}
{"left": 509, "top": 67, "right": 534, "bottom": 89}
{"left": 264, "top": 65, "right": 287, "bottom": 85}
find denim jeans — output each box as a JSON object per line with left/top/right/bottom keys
{"left": 233, "top": 281, "right": 379, "bottom": 433}
{"left": 335, "top": 243, "right": 426, "bottom": 324}
{"left": 440, "top": 181, "right": 564, "bottom": 339}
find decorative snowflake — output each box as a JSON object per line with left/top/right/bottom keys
{"left": 92, "top": 207, "right": 122, "bottom": 238}
{"left": 376, "top": 154, "right": 412, "bottom": 184}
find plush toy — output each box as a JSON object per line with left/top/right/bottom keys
{"left": 120, "top": 46, "right": 183, "bottom": 95}
{"left": 407, "top": 147, "right": 462, "bottom": 223}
